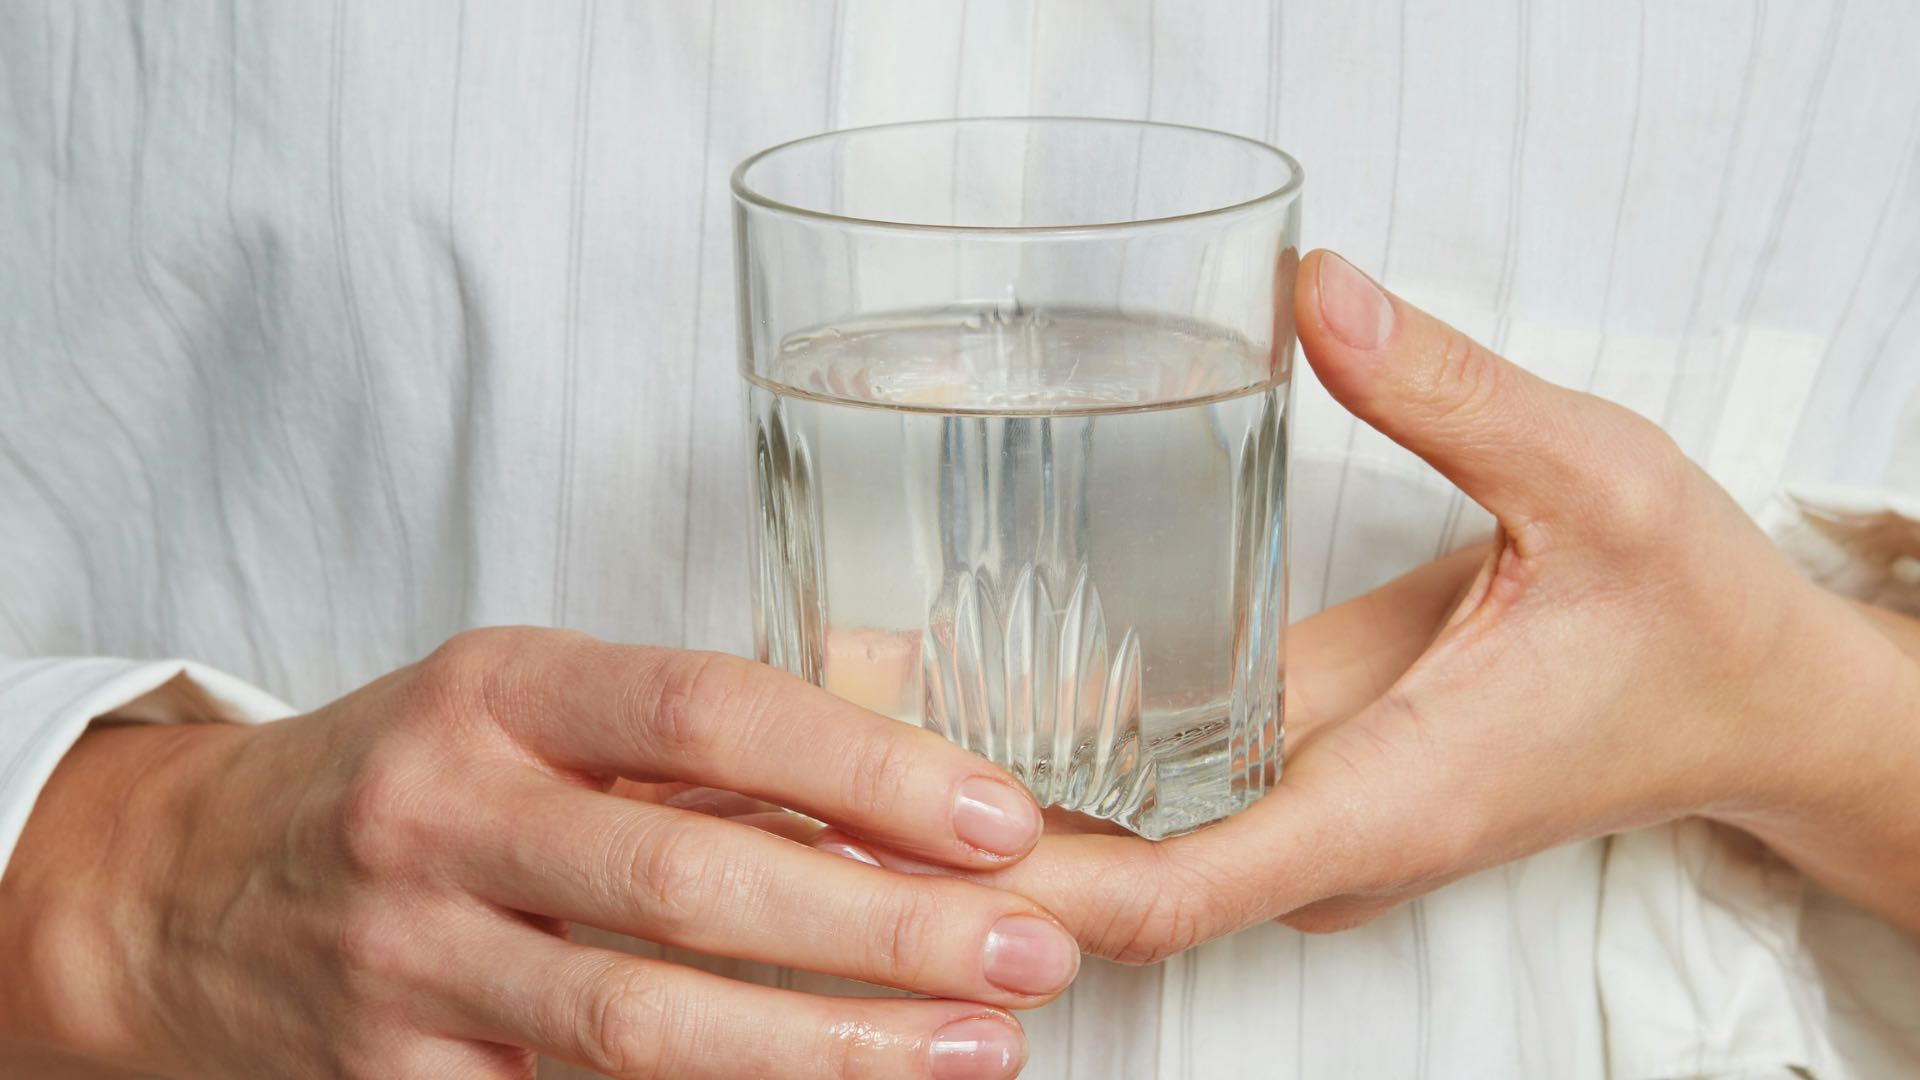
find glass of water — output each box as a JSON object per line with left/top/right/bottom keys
{"left": 732, "top": 118, "right": 1301, "bottom": 839}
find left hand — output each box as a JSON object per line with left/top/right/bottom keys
{"left": 799, "top": 248, "right": 1918, "bottom": 962}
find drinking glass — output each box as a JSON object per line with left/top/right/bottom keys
{"left": 732, "top": 117, "right": 1301, "bottom": 839}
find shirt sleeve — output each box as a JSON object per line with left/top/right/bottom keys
{"left": 1758, "top": 485, "right": 1920, "bottom": 617}
{"left": 0, "top": 657, "right": 295, "bottom": 882}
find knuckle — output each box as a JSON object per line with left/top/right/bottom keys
{"left": 420, "top": 627, "right": 515, "bottom": 691}
{"left": 1106, "top": 930, "right": 1171, "bottom": 966}
{"left": 337, "top": 757, "right": 429, "bottom": 876}
{"left": 1138, "top": 898, "right": 1207, "bottom": 965}
{"left": 645, "top": 651, "right": 758, "bottom": 762}
{"left": 581, "top": 969, "right": 683, "bottom": 1080}
{"left": 840, "top": 731, "right": 911, "bottom": 822}
{"left": 1419, "top": 327, "right": 1505, "bottom": 426}
{"left": 410, "top": 628, "right": 519, "bottom": 723}
{"left": 1101, "top": 868, "right": 1207, "bottom": 966}
{"left": 335, "top": 903, "right": 412, "bottom": 982}
{"left": 868, "top": 884, "right": 949, "bottom": 987}
{"left": 1579, "top": 409, "right": 1693, "bottom": 552}
{"left": 625, "top": 819, "right": 723, "bottom": 935}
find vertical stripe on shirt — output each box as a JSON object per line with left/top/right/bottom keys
{"left": 1831, "top": 95, "right": 1920, "bottom": 408}
{"left": 0, "top": 435, "right": 98, "bottom": 644}
{"left": 328, "top": 0, "right": 418, "bottom": 651}
{"left": 225, "top": 0, "right": 345, "bottom": 692}
{"left": 1854, "top": 255, "right": 1920, "bottom": 416}
{"left": 552, "top": 0, "right": 600, "bottom": 628}
{"left": 444, "top": 0, "right": 480, "bottom": 631}
{"left": 1706, "top": 0, "right": 1849, "bottom": 455}
{"left": 1315, "top": 0, "right": 1411, "bottom": 614}
{"left": 0, "top": 603, "right": 28, "bottom": 652}
{"left": 45, "top": 2, "right": 172, "bottom": 654}
{"left": 1264, "top": 0, "right": 1281, "bottom": 141}
{"left": 674, "top": 5, "right": 722, "bottom": 648}
{"left": 131, "top": 6, "right": 274, "bottom": 683}
{"left": 1580, "top": 0, "right": 1648, "bottom": 394}
{"left": 1659, "top": 0, "right": 1764, "bottom": 434}
{"left": 1843, "top": 86, "right": 1920, "bottom": 415}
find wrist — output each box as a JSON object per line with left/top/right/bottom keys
{"left": 1702, "top": 587, "right": 1920, "bottom": 839}
{"left": 0, "top": 720, "right": 252, "bottom": 1073}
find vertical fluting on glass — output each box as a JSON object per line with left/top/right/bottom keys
{"left": 751, "top": 398, "right": 824, "bottom": 686}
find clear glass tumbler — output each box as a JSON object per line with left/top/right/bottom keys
{"left": 733, "top": 118, "right": 1301, "bottom": 839}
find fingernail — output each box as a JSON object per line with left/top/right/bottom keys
{"left": 928, "top": 1016, "right": 1025, "bottom": 1080}
{"left": 665, "top": 794, "right": 726, "bottom": 816}
{"left": 982, "top": 915, "right": 1080, "bottom": 996}
{"left": 1317, "top": 252, "right": 1395, "bottom": 350}
{"left": 952, "top": 779, "right": 1039, "bottom": 857}
{"left": 814, "top": 839, "right": 882, "bottom": 867}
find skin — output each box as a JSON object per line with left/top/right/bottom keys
{"left": 0, "top": 632, "right": 1073, "bottom": 1079}
{"left": 810, "top": 249, "right": 1920, "bottom": 964}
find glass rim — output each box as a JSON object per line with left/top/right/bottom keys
{"left": 730, "top": 115, "right": 1305, "bottom": 236}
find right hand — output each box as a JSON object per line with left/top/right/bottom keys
{"left": 0, "top": 629, "right": 1074, "bottom": 1079}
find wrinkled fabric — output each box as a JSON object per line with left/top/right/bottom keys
{"left": 2, "top": 2, "right": 1918, "bottom": 1077}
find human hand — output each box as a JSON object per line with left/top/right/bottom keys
{"left": 810, "top": 248, "right": 1915, "bottom": 962}
{"left": 0, "top": 631, "right": 1076, "bottom": 1079}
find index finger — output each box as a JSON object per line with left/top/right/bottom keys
{"left": 1285, "top": 544, "right": 1486, "bottom": 750}
{"left": 439, "top": 630, "right": 1042, "bottom": 868}
{"left": 843, "top": 740, "right": 1403, "bottom": 964}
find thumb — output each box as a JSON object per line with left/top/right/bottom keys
{"left": 1295, "top": 249, "right": 1619, "bottom": 547}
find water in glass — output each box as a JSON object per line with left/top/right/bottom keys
{"left": 749, "top": 304, "right": 1286, "bottom": 839}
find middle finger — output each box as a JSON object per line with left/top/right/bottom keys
{"left": 446, "top": 777, "right": 1081, "bottom": 1008}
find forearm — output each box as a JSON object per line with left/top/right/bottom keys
{"left": 1709, "top": 591, "right": 1920, "bottom": 932}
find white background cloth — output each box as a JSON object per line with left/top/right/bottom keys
{"left": 3, "top": 2, "right": 1919, "bottom": 1077}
